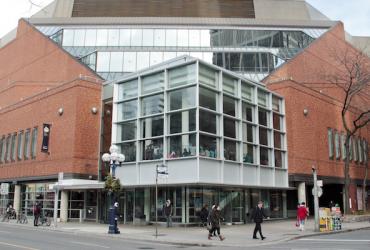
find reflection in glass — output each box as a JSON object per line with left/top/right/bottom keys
{"left": 141, "top": 94, "right": 164, "bottom": 116}
{"left": 177, "top": 30, "right": 189, "bottom": 47}
{"left": 258, "top": 109, "right": 268, "bottom": 126}
{"left": 199, "top": 135, "right": 217, "bottom": 158}
{"left": 63, "top": 30, "right": 74, "bottom": 46}
{"left": 259, "top": 127, "right": 269, "bottom": 146}
{"left": 85, "top": 29, "right": 97, "bottom": 46}
{"left": 108, "top": 29, "right": 119, "bottom": 46}
{"left": 168, "top": 64, "right": 196, "bottom": 88}
{"left": 189, "top": 30, "right": 200, "bottom": 47}
{"left": 258, "top": 90, "right": 268, "bottom": 107}
{"left": 199, "top": 65, "right": 218, "bottom": 88}
{"left": 199, "top": 110, "right": 217, "bottom": 134}
{"left": 223, "top": 74, "right": 237, "bottom": 95}
{"left": 117, "top": 100, "right": 137, "bottom": 121}
{"left": 274, "top": 132, "right": 282, "bottom": 149}
{"left": 73, "top": 29, "right": 85, "bottom": 46}
{"left": 241, "top": 82, "right": 253, "bottom": 102}
{"left": 137, "top": 52, "right": 150, "bottom": 70}
{"left": 154, "top": 29, "right": 165, "bottom": 46}
{"left": 142, "top": 138, "right": 163, "bottom": 160}
{"left": 96, "top": 29, "right": 108, "bottom": 46}
{"left": 168, "top": 87, "right": 196, "bottom": 111}
{"left": 119, "top": 29, "right": 131, "bottom": 46}
{"left": 142, "top": 29, "right": 154, "bottom": 46}
{"left": 131, "top": 29, "right": 142, "bottom": 46}
{"left": 96, "top": 52, "right": 110, "bottom": 72}
{"left": 242, "top": 102, "right": 253, "bottom": 121}
{"left": 169, "top": 109, "right": 196, "bottom": 134}
{"left": 117, "top": 121, "right": 136, "bottom": 141}
{"left": 109, "top": 52, "right": 123, "bottom": 72}
{"left": 243, "top": 143, "right": 254, "bottom": 163}
{"left": 223, "top": 95, "right": 236, "bottom": 117}
{"left": 242, "top": 123, "right": 254, "bottom": 143}
{"left": 150, "top": 52, "right": 163, "bottom": 66}
{"left": 141, "top": 72, "right": 164, "bottom": 94}
{"left": 224, "top": 140, "right": 237, "bottom": 161}
{"left": 141, "top": 116, "right": 163, "bottom": 138}
{"left": 260, "top": 147, "right": 269, "bottom": 166}
{"left": 224, "top": 118, "right": 236, "bottom": 138}
{"left": 118, "top": 79, "right": 138, "bottom": 100}
{"left": 166, "top": 30, "right": 177, "bottom": 47}
{"left": 119, "top": 142, "right": 136, "bottom": 162}
{"left": 273, "top": 113, "right": 281, "bottom": 130}
{"left": 123, "top": 52, "right": 136, "bottom": 72}
{"left": 274, "top": 150, "right": 283, "bottom": 168}
{"left": 168, "top": 134, "right": 196, "bottom": 158}
{"left": 272, "top": 96, "right": 281, "bottom": 112}
{"left": 199, "top": 87, "right": 217, "bottom": 111}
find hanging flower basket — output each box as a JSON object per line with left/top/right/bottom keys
{"left": 104, "top": 174, "right": 121, "bottom": 193}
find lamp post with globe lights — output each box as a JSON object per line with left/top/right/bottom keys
{"left": 101, "top": 145, "right": 125, "bottom": 234}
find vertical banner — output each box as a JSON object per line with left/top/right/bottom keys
{"left": 41, "top": 124, "right": 51, "bottom": 153}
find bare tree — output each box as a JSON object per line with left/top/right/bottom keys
{"left": 325, "top": 47, "right": 370, "bottom": 214}
{"left": 363, "top": 141, "right": 369, "bottom": 212}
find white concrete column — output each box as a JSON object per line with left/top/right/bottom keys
{"left": 144, "top": 188, "right": 150, "bottom": 222}
{"left": 282, "top": 191, "right": 287, "bottom": 218}
{"left": 298, "top": 182, "right": 306, "bottom": 204}
{"left": 60, "top": 190, "right": 69, "bottom": 222}
{"left": 13, "top": 185, "right": 21, "bottom": 215}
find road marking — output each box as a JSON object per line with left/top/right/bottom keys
{"left": 70, "top": 241, "right": 110, "bottom": 248}
{"left": 0, "top": 241, "right": 40, "bottom": 250}
{"left": 299, "top": 238, "right": 370, "bottom": 242}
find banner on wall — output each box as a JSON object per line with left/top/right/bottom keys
{"left": 41, "top": 124, "right": 51, "bottom": 153}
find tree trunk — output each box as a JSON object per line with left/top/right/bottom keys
{"left": 343, "top": 134, "right": 351, "bottom": 214}
{"left": 363, "top": 145, "right": 368, "bottom": 212}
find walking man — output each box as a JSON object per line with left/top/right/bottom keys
{"left": 33, "top": 202, "right": 41, "bottom": 226}
{"left": 251, "top": 201, "right": 269, "bottom": 240}
{"left": 163, "top": 199, "right": 173, "bottom": 227}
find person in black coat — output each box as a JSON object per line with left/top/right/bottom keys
{"left": 199, "top": 204, "right": 209, "bottom": 226}
{"left": 251, "top": 201, "right": 269, "bottom": 240}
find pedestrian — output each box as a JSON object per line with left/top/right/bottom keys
{"left": 207, "top": 204, "right": 225, "bottom": 241}
{"left": 199, "top": 204, "right": 209, "bottom": 227}
{"left": 33, "top": 202, "right": 41, "bottom": 226}
{"left": 113, "top": 201, "right": 120, "bottom": 234}
{"left": 297, "top": 202, "right": 309, "bottom": 231}
{"left": 251, "top": 201, "right": 269, "bottom": 240}
{"left": 163, "top": 199, "right": 173, "bottom": 227}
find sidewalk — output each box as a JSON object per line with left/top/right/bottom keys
{"left": 3, "top": 217, "right": 370, "bottom": 247}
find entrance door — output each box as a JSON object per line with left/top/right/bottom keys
{"left": 125, "top": 190, "right": 134, "bottom": 223}
{"left": 219, "top": 190, "right": 244, "bottom": 223}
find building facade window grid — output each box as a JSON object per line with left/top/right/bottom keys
{"left": 17, "top": 131, "right": 24, "bottom": 161}
{"left": 24, "top": 129, "right": 31, "bottom": 160}
{"left": 334, "top": 131, "right": 340, "bottom": 160}
{"left": 5, "top": 134, "right": 11, "bottom": 162}
{"left": 327, "top": 128, "right": 334, "bottom": 159}
{"left": 113, "top": 59, "right": 286, "bottom": 169}
{"left": 0, "top": 136, "right": 4, "bottom": 164}
{"left": 10, "top": 133, "right": 17, "bottom": 161}
{"left": 31, "top": 127, "right": 38, "bottom": 159}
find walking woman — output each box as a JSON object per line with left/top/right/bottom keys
{"left": 297, "top": 202, "right": 309, "bottom": 231}
{"left": 207, "top": 205, "right": 225, "bottom": 241}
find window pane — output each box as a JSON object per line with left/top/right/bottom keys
{"left": 137, "top": 52, "right": 150, "bottom": 70}
{"left": 73, "top": 29, "right": 85, "bottom": 46}
{"left": 341, "top": 133, "right": 346, "bottom": 160}
{"left": 168, "top": 134, "right": 196, "bottom": 158}
{"left": 10, "top": 133, "right": 16, "bottom": 161}
{"left": 118, "top": 79, "right": 138, "bottom": 100}
{"left": 123, "top": 52, "right": 136, "bottom": 72}
{"left": 168, "top": 87, "right": 196, "bottom": 111}
{"left": 328, "top": 128, "right": 334, "bottom": 159}
{"left": 273, "top": 113, "right": 281, "bottom": 130}
{"left": 199, "top": 65, "right": 218, "bottom": 88}
{"left": 142, "top": 29, "right": 154, "bottom": 46}
{"left": 108, "top": 29, "right": 119, "bottom": 46}
{"left": 96, "top": 52, "right": 110, "bottom": 72}
{"left": 199, "top": 110, "right": 217, "bottom": 134}
{"left": 258, "top": 90, "right": 268, "bottom": 107}
{"left": 109, "top": 52, "right": 123, "bottom": 72}
{"left": 258, "top": 109, "right": 269, "bottom": 126}
{"left": 242, "top": 102, "right": 253, "bottom": 122}
{"left": 17, "top": 131, "right": 23, "bottom": 160}
{"left": 150, "top": 52, "right": 163, "bottom": 66}
{"left": 177, "top": 30, "right": 189, "bottom": 47}
{"left": 119, "top": 29, "right": 131, "bottom": 46}
{"left": 117, "top": 100, "right": 137, "bottom": 121}
{"left": 242, "top": 123, "right": 254, "bottom": 143}
{"left": 96, "top": 29, "right": 108, "bottom": 46}
{"left": 24, "top": 130, "right": 30, "bottom": 160}
{"left": 358, "top": 139, "right": 363, "bottom": 163}
{"left": 224, "top": 118, "right": 236, "bottom": 138}
{"left": 243, "top": 143, "right": 254, "bottom": 164}
{"left": 259, "top": 127, "right": 269, "bottom": 146}
{"left": 166, "top": 30, "right": 177, "bottom": 46}
{"left": 168, "top": 64, "right": 196, "bottom": 88}
{"left": 142, "top": 138, "right": 163, "bottom": 160}
{"left": 131, "top": 29, "right": 142, "bottom": 46}
{"left": 272, "top": 96, "right": 281, "bottom": 112}
{"left": 62, "top": 30, "right": 74, "bottom": 46}
{"left": 154, "top": 29, "right": 165, "bottom": 46}
{"left": 31, "top": 128, "right": 38, "bottom": 159}
{"left": 223, "top": 74, "right": 237, "bottom": 95}
{"left": 85, "top": 29, "right": 97, "bottom": 46}
{"left": 274, "top": 150, "right": 283, "bottom": 168}
{"left": 335, "top": 132, "right": 341, "bottom": 160}
{"left": 241, "top": 82, "right": 253, "bottom": 102}
{"left": 141, "top": 72, "right": 164, "bottom": 95}
{"left": 199, "top": 87, "right": 217, "bottom": 111}
{"left": 260, "top": 147, "right": 269, "bottom": 166}
{"left": 141, "top": 94, "right": 164, "bottom": 116}
{"left": 169, "top": 109, "right": 196, "bottom": 134}
{"left": 274, "top": 131, "right": 282, "bottom": 149}
{"left": 199, "top": 135, "right": 218, "bottom": 158}
{"left": 224, "top": 140, "right": 238, "bottom": 161}
{"left": 141, "top": 116, "right": 164, "bottom": 138}
{"left": 200, "top": 30, "right": 211, "bottom": 47}
{"left": 0, "top": 137, "right": 3, "bottom": 163}
{"left": 189, "top": 30, "right": 200, "bottom": 47}
{"left": 119, "top": 142, "right": 136, "bottom": 162}
{"left": 117, "top": 121, "right": 136, "bottom": 141}
{"left": 223, "top": 95, "right": 236, "bottom": 116}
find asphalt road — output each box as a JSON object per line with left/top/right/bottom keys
{"left": 0, "top": 223, "right": 369, "bottom": 250}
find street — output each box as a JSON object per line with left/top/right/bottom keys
{"left": 0, "top": 223, "right": 369, "bottom": 250}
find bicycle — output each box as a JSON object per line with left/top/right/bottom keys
{"left": 38, "top": 211, "right": 51, "bottom": 226}
{"left": 17, "top": 211, "right": 28, "bottom": 224}
{"left": 1, "top": 209, "right": 16, "bottom": 222}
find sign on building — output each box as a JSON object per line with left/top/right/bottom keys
{"left": 0, "top": 183, "right": 9, "bottom": 195}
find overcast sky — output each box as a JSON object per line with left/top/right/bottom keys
{"left": 0, "top": 0, "right": 369, "bottom": 38}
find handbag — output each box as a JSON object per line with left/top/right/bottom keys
{"left": 206, "top": 222, "right": 212, "bottom": 230}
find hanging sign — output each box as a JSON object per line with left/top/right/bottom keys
{"left": 41, "top": 124, "right": 51, "bottom": 153}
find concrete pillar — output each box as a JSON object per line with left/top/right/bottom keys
{"left": 13, "top": 185, "right": 21, "bottom": 216}
{"left": 60, "top": 190, "right": 69, "bottom": 222}
{"left": 298, "top": 182, "right": 306, "bottom": 204}
{"left": 144, "top": 188, "right": 150, "bottom": 222}
{"left": 282, "top": 191, "right": 287, "bottom": 218}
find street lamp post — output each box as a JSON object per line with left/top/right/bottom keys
{"left": 155, "top": 164, "right": 168, "bottom": 238}
{"left": 102, "top": 145, "right": 125, "bottom": 234}
{"left": 312, "top": 166, "right": 320, "bottom": 232}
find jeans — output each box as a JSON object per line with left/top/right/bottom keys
{"left": 253, "top": 222, "right": 263, "bottom": 237}
{"left": 166, "top": 216, "right": 172, "bottom": 227}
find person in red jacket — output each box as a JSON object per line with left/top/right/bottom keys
{"left": 297, "top": 202, "right": 309, "bottom": 231}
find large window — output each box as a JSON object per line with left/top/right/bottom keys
{"left": 141, "top": 94, "right": 164, "bottom": 116}
{"left": 199, "top": 87, "right": 217, "bottom": 111}
{"left": 242, "top": 102, "right": 254, "bottom": 122}
{"left": 0, "top": 136, "right": 4, "bottom": 163}
{"left": 199, "top": 110, "right": 217, "bottom": 134}
{"left": 24, "top": 129, "right": 31, "bottom": 160}
{"left": 117, "top": 100, "right": 137, "bottom": 121}
{"left": 223, "top": 74, "right": 237, "bottom": 95}
{"left": 168, "top": 134, "right": 196, "bottom": 158}
{"left": 118, "top": 79, "right": 138, "bottom": 100}
{"left": 241, "top": 82, "right": 253, "bottom": 102}
{"left": 168, "top": 64, "right": 196, "bottom": 88}
{"left": 258, "top": 109, "right": 269, "bottom": 127}
{"left": 335, "top": 131, "right": 340, "bottom": 160}
{"left": 258, "top": 90, "right": 268, "bottom": 107}
{"left": 199, "top": 65, "right": 218, "bottom": 88}
{"left": 168, "top": 87, "right": 196, "bottom": 111}
{"left": 5, "top": 134, "right": 11, "bottom": 162}
{"left": 117, "top": 121, "right": 137, "bottom": 141}
{"left": 10, "top": 133, "right": 17, "bottom": 161}
{"left": 31, "top": 127, "right": 38, "bottom": 159}
{"left": 223, "top": 95, "right": 236, "bottom": 117}
{"left": 243, "top": 143, "right": 254, "bottom": 164}
{"left": 199, "top": 135, "right": 218, "bottom": 158}
{"left": 260, "top": 147, "right": 270, "bottom": 166}
{"left": 169, "top": 110, "right": 196, "bottom": 134}
{"left": 141, "top": 138, "right": 163, "bottom": 160}
{"left": 242, "top": 123, "right": 254, "bottom": 143}
{"left": 119, "top": 142, "right": 136, "bottom": 162}
{"left": 259, "top": 128, "right": 269, "bottom": 146}
{"left": 328, "top": 128, "right": 334, "bottom": 159}
{"left": 141, "top": 116, "right": 163, "bottom": 138}
{"left": 274, "top": 150, "right": 283, "bottom": 168}
{"left": 223, "top": 118, "right": 237, "bottom": 139}
{"left": 224, "top": 140, "right": 238, "bottom": 161}
{"left": 141, "top": 73, "right": 164, "bottom": 95}
{"left": 17, "top": 131, "right": 23, "bottom": 160}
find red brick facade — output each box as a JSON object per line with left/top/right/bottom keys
{"left": 264, "top": 22, "right": 370, "bottom": 211}
{"left": 0, "top": 19, "right": 103, "bottom": 182}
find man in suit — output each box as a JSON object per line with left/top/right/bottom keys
{"left": 251, "top": 201, "right": 269, "bottom": 240}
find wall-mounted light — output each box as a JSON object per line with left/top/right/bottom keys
{"left": 303, "top": 108, "right": 309, "bottom": 116}
{"left": 91, "top": 107, "right": 98, "bottom": 115}
{"left": 58, "top": 107, "right": 64, "bottom": 116}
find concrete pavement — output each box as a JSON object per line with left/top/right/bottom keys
{"left": 2, "top": 217, "right": 370, "bottom": 247}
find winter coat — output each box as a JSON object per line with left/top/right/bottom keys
{"left": 209, "top": 209, "right": 223, "bottom": 228}
{"left": 251, "top": 206, "right": 267, "bottom": 223}
{"left": 164, "top": 204, "right": 172, "bottom": 217}
{"left": 297, "top": 206, "right": 308, "bottom": 220}
{"left": 199, "top": 207, "right": 209, "bottom": 222}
